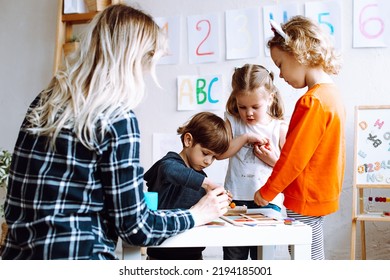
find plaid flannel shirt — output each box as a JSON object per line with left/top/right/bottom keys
{"left": 2, "top": 105, "right": 194, "bottom": 260}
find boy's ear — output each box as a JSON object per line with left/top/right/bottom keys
{"left": 183, "top": 132, "right": 193, "bottom": 147}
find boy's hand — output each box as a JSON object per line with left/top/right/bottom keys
{"left": 246, "top": 133, "right": 268, "bottom": 145}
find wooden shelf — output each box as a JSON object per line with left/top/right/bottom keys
{"left": 356, "top": 184, "right": 389, "bottom": 189}
{"left": 53, "top": 0, "right": 122, "bottom": 73}
{"left": 62, "top": 12, "right": 98, "bottom": 24}
{"left": 355, "top": 213, "right": 390, "bottom": 222}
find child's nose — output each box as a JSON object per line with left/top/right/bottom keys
{"left": 204, "top": 156, "right": 214, "bottom": 165}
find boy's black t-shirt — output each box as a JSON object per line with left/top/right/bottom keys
{"left": 144, "top": 151, "right": 207, "bottom": 260}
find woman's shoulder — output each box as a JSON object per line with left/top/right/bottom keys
{"left": 95, "top": 111, "right": 139, "bottom": 151}
{"left": 106, "top": 110, "right": 139, "bottom": 131}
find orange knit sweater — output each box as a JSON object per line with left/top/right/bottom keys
{"left": 259, "top": 84, "right": 346, "bottom": 216}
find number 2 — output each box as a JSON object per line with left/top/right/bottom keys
{"left": 195, "top": 20, "right": 214, "bottom": 56}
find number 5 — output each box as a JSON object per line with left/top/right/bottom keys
{"left": 318, "top": 12, "right": 334, "bottom": 35}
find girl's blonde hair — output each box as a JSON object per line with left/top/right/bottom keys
{"left": 26, "top": 4, "right": 167, "bottom": 149}
{"left": 267, "top": 15, "right": 341, "bottom": 75}
{"left": 226, "top": 64, "right": 284, "bottom": 120}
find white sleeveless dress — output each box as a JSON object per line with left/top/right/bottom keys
{"left": 224, "top": 112, "right": 285, "bottom": 208}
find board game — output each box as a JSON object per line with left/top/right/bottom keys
{"left": 224, "top": 205, "right": 247, "bottom": 216}
{"left": 220, "top": 212, "right": 284, "bottom": 226}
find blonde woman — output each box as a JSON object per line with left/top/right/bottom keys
{"left": 2, "top": 4, "right": 229, "bottom": 260}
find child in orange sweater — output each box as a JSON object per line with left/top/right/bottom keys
{"left": 254, "top": 16, "right": 346, "bottom": 260}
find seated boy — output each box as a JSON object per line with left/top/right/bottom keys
{"left": 145, "top": 112, "right": 231, "bottom": 260}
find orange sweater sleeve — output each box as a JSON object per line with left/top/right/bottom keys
{"left": 260, "top": 93, "right": 326, "bottom": 199}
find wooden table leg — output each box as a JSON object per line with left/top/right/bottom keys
{"left": 350, "top": 218, "right": 357, "bottom": 259}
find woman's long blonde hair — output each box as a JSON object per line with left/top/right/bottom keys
{"left": 26, "top": 4, "right": 166, "bottom": 149}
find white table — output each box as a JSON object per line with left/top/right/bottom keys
{"left": 122, "top": 209, "right": 312, "bottom": 260}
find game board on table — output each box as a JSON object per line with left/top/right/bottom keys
{"left": 221, "top": 212, "right": 284, "bottom": 226}
{"left": 222, "top": 205, "right": 284, "bottom": 226}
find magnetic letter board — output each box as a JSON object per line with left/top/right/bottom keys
{"left": 354, "top": 105, "right": 390, "bottom": 186}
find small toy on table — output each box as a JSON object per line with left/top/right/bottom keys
{"left": 225, "top": 204, "right": 247, "bottom": 216}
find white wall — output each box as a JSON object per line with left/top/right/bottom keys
{"left": 1, "top": 0, "right": 389, "bottom": 259}
{"left": 0, "top": 0, "right": 58, "bottom": 228}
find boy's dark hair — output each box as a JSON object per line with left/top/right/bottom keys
{"left": 177, "top": 112, "right": 230, "bottom": 155}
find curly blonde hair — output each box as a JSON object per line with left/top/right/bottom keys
{"left": 267, "top": 15, "right": 341, "bottom": 75}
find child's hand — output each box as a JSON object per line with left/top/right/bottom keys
{"left": 253, "top": 142, "right": 277, "bottom": 167}
{"left": 246, "top": 133, "right": 268, "bottom": 145}
{"left": 254, "top": 189, "right": 269, "bottom": 207}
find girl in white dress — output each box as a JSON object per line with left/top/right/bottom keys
{"left": 218, "top": 64, "right": 288, "bottom": 260}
